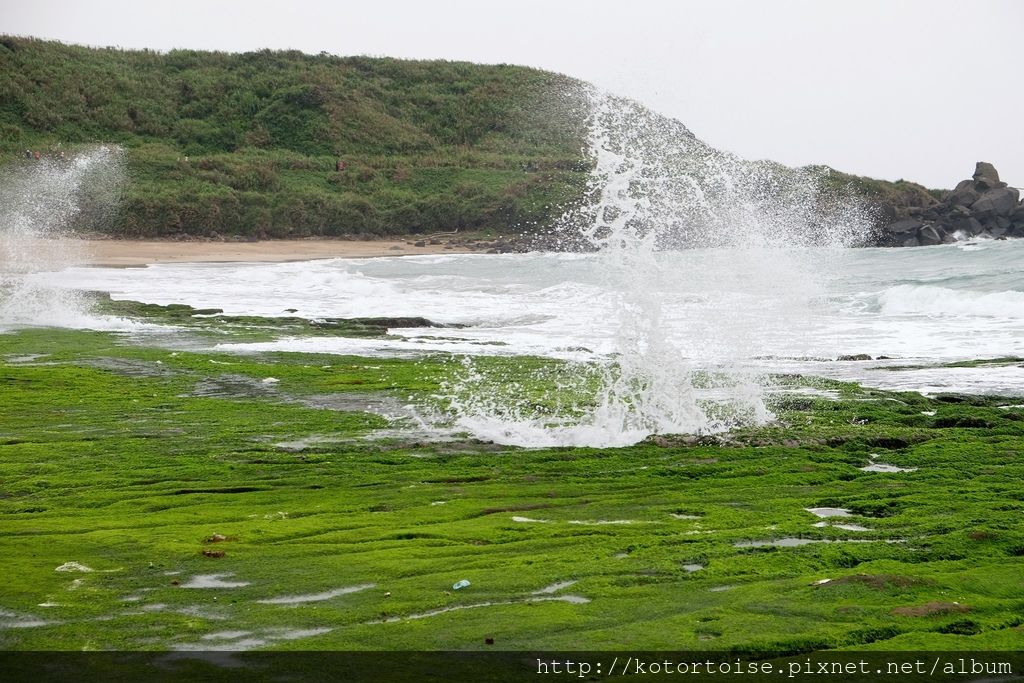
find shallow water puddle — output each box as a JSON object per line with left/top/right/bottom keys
{"left": 203, "top": 630, "right": 251, "bottom": 640}
{"left": 82, "top": 356, "right": 173, "bottom": 378}
{"left": 542, "top": 595, "right": 590, "bottom": 604}
{"left": 735, "top": 538, "right": 825, "bottom": 548}
{"left": 532, "top": 580, "right": 578, "bottom": 595}
{"left": 860, "top": 463, "right": 918, "bottom": 473}
{"left": 173, "top": 627, "right": 333, "bottom": 652}
{"left": 180, "top": 573, "right": 251, "bottom": 589}
{"left": 511, "top": 516, "right": 548, "bottom": 523}
{"left": 812, "top": 521, "right": 871, "bottom": 531}
{"left": 371, "top": 579, "right": 590, "bottom": 624}
{"left": 177, "top": 605, "right": 231, "bottom": 620}
{"left": 682, "top": 564, "right": 704, "bottom": 573}
{"left": 371, "top": 594, "right": 590, "bottom": 624}
{"left": 805, "top": 507, "right": 851, "bottom": 518}
{"left": 273, "top": 435, "right": 346, "bottom": 452}
{"left": 736, "top": 537, "right": 901, "bottom": 548}
{"left": 257, "top": 583, "right": 376, "bottom": 605}
{"left": 568, "top": 519, "right": 636, "bottom": 525}
{"left": 0, "top": 608, "right": 56, "bottom": 629}
{"left": 3, "top": 353, "right": 49, "bottom": 364}
{"left": 861, "top": 453, "right": 917, "bottom": 473}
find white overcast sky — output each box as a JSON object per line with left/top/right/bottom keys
{"left": 4, "top": 0, "right": 1022, "bottom": 189}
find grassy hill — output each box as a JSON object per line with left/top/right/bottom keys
{"left": 1, "top": 37, "right": 941, "bottom": 241}
{"left": 0, "top": 36, "right": 589, "bottom": 238}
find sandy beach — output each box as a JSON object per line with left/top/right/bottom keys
{"left": 69, "top": 238, "right": 477, "bottom": 267}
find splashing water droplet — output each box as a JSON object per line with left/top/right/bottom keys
{"left": 0, "top": 146, "right": 125, "bottom": 329}
{"left": 439, "top": 90, "right": 872, "bottom": 448}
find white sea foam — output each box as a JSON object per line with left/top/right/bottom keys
{"left": 878, "top": 284, "right": 1024, "bottom": 318}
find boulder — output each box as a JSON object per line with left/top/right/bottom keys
{"left": 887, "top": 217, "right": 923, "bottom": 233}
{"left": 918, "top": 224, "right": 944, "bottom": 246}
{"left": 972, "top": 187, "right": 1020, "bottom": 219}
{"left": 972, "top": 162, "right": 1001, "bottom": 189}
{"left": 952, "top": 216, "right": 984, "bottom": 235}
{"left": 946, "top": 179, "right": 980, "bottom": 207}
{"left": 902, "top": 235, "right": 920, "bottom": 247}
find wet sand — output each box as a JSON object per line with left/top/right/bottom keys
{"left": 70, "top": 238, "right": 477, "bottom": 267}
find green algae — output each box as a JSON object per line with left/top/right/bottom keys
{"left": 1, "top": 327, "right": 1022, "bottom": 653}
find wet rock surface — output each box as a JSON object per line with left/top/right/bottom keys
{"left": 876, "top": 162, "right": 1023, "bottom": 247}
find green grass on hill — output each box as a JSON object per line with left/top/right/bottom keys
{"left": 0, "top": 36, "right": 589, "bottom": 238}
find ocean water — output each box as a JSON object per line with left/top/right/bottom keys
{"left": 37, "top": 237, "right": 1024, "bottom": 400}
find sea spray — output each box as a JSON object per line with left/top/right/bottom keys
{"left": 442, "top": 89, "right": 872, "bottom": 447}
{"left": 0, "top": 146, "right": 125, "bottom": 329}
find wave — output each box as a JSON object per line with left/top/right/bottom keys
{"left": 878, "top": 284, "right": 1024, "bottom": 318}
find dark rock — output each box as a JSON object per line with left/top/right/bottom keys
{"left": 837, "top": 354, "right": 872, "bottom": 361}
{"left": 972, "top": 162, "right": 1000, "bottom": 189}
{"left": 887, "top": 218, "right": 923, "bottom": 234}
{"left": 946, "top": 179, "right": 980, "bottom": 207}
{"left": 413, "top": 240, "right": 426, "bottom": 247}
{"left": 918, "top": 225, "right": 943, "bottom": 245}
{"left": 951, "top": 216, "right": 984, "bottom": 236}
{"left": 972, "top": 187, "right": 1020, "bottom": 219}
{"left": 901, "top": 236, "right": 920, "bottom": 247}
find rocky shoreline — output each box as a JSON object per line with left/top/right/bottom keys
{"left": 877, "top": 162, "right": 1023, "bottom": 247}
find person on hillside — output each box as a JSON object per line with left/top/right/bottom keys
{"left": 33, "top": 151, "right": 40, "bottom": 160}
{"left": 24, "top": 149, "right": 32, "bottom": 159}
